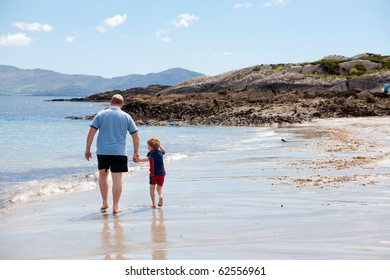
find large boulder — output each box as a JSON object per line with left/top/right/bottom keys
{"left": 347, "top": 72, "right": 390, "bottom": 91}
{"left": 339, "top": 60, "right": 382, "bottom": 76}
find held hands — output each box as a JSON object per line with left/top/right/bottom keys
{"left": 133, "top": 153, "right": 140, "bottom": 163}
{"left": 133, "top": 154, "right": 148, "bottom": 163}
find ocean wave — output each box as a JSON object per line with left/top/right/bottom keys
{"left": 6, "top": 173, "right": 98, "bottom": 205}
{"left": 239, "top": 130, "right": 278, "bottom": 144}
{"left": 0, "top": 152, "right": 188, "bottom": 215}
{"left": 165, "top": 153, "right": 188, "bottom": 161}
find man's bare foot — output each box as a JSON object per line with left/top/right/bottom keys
{"left": 158, "top": 197, "right": 163, "bottom": 207}
{"left": 113, "top": 208, "right": 122, "bottom": 215}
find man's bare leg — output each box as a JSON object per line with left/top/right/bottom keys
{"left": 111, "top": 172, "right": 123, "bottom": 214}
{"left": 99, "top": 169, "right": 109, "bottom": 210}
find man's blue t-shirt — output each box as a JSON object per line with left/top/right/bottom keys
{"left": 147, "top": 149, "right": 166, "bottom": 176}
{"left": 91, "top": 106, "right": 138, "bottom": 156}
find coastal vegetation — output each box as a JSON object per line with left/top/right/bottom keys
{"left": 313, "top": 54, "right": 390, "bottom": 76}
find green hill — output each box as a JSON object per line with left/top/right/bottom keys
{"left": 0, "top": 66, "right": 204, "bottom": 96}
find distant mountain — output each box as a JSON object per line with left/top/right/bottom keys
{"left": 0, "top": 65, "right": 204, "bottom": 96}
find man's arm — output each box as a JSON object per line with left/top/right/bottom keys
{"left": 85, "top": 127, "right": 97, "bottom": 161}
{"left": 131, "top": 131, "right": 140, "bottom": 162}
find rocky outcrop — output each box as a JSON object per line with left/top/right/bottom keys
{"left": 67, "top": 53, "right": 390, "bottom": 126}
{"left": 338, "top": 60, "right": 381, "bottom": 76}
{"left": 119, "top": 88, "right": 390, "bottom": 126}
{"left": 159, "top": 63, "right": 389, "bottom": 96}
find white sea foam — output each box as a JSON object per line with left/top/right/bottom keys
{"left": 239, "top": 130, "right": 277, "bottom": 144}
{"left": 0, "top": 174, "right": 98, "bottom": 216}
{"left": 7, "top": 173, "right": 98, "bottom": 205}
{"left": 165, "top": 153, "right": 188, "bottom": 161}
{"left": 0, "top": 152, "right": 189, "bottom": 215}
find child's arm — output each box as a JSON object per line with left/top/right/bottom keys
{"left": 137, "top": 156, "right": 149, "bottom": 162}
{"left": 159, "top": 145, "right": 165, "bottom": 153}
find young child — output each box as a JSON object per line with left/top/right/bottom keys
{"left": 138, "top": 138, "right": 166, "bottom": 208}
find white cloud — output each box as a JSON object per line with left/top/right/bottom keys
{"left": 233, "top": 2, "right": 254, "bottom": 9}
{"left": 261, "top": 0, "right": 289, "bottom": 7}
{"left": 66, "top": 31, "right": 78, "bottom": 43}
{"left": 0, "top": 33, "right": 32, "bottom": 46}
{"left": 172, "top": 13, "right": 199, "bottom": 28}
{"left": 104, "top": 14, "right": 127, "bottom": 27}
{"left": 234, "top": 0, "right": 288, "bottom": 9}
{"left": 66, "top": 35, "right": 76, "bottom": 43}
{"left": 96, "top": 14, "right": 127, "bottom": 33}
{"left": 13, "top": 22, "right": 53, "bottom": 32}
{"left": 96, "top": 26, "right": 106, "bottom": 33}
{"left": 156, "top": 29, "right": 172, "bottom": 43}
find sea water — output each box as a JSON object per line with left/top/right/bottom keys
{"left": 0, "top": 96, "right": 291, "bottom": 214}
{"left": 0, "top": 96, "right": 107, "bottom": 209}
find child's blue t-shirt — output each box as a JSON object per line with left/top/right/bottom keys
{"left": 90, "top": 106, "right": 138, "bottom": 156}
{"left": 147, "top": 149, "right": 166, "bottom": 176}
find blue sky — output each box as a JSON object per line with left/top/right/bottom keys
{"left": 0, "top": 0, "right": 389, "bottom": 78}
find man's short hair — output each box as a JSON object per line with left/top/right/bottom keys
{"left": 111, "top": 94, "right": 124, "bottom": 106}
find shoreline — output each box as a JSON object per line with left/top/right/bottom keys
{"left": 1, "top": 117, "right": 390, "bottom": 260}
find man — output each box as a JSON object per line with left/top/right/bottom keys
{"left": 85, "top": 94, "right": 140, "bottom": 214}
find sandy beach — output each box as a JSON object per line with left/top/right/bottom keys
{"left": 1, "top": 117, "right": 390, "bottom": 260}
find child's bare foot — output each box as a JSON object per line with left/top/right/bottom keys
{"left": 151, "top": 205, "right": 156, "bottom": 208}
{"left": 158, "top": 197, "right": 163, "bottom": 207}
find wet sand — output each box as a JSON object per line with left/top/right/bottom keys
{"left": 1, "top": 117, "right": 390, "bottom": 260}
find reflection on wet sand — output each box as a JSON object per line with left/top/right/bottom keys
{"left": 98, "top": 208, "right": 167, "bottom": 259}
{"left": 151, "top": 208, "right": 167, "bottom": 260}
{"left": 101, "top": 215, "right": 126, "bottom": 260}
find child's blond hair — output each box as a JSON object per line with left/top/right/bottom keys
{"left": 147, "top": 138, "right": 161, "bottom": 150}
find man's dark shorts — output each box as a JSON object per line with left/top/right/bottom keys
{"left": 97, "top": 155, "right": 128, "bottom": 173}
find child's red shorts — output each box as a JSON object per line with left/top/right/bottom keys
{"left": 149, "top": 175, "right": 165, "bottom": 186}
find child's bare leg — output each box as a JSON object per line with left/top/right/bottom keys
{"left": 150, "top": 184, "right": 156, "bottom": 208}
{"left": 157, "top": 185, "right": 163, "bottom": 207}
